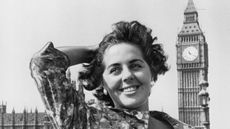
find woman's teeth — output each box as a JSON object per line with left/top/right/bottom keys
{"left": 121, "top": 86, "right": 138, "bottom": 92}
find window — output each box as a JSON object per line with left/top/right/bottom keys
{"left": 186, "top": 15, "right": 195, "bottom": 22}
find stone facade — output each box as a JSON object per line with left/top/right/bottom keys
{"left": 176, "top": 0, "right": 210, "bottom": 129}
{"left": 0, "top": 104, "right": 53, "bottom": 129}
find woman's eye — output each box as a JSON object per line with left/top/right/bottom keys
{"left": 130, "top": 63, "right": 142, "bottom": 70}
{"left": 109, "top": 67, "right": 121, "bottom": 74}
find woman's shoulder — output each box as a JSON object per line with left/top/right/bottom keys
{"left": 150, "top": 111, "right": 195, "bottom": 129}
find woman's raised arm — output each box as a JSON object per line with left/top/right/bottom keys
{"left": 30, "top": 42, "right": 94, "bottom": 129}
{"left": 57, "top": 44, "right": 97, "bottom": 66}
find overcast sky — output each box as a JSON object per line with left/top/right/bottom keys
{"left": 0, "top": 0, "right": 230, "bottom": 128}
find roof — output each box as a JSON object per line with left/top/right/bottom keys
{"left": 0, "top": 112, "right": 48, "bottom": 125}
{"left": 184, "top": 0, "right": 197, "bottom": 14}
{"left": 179, "top": 23, "right": 202, "bottom": 35}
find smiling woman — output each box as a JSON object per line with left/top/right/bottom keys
{"left": 30, "top": 21, "right": 194, "bottom": 129}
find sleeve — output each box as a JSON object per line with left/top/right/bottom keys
{"left": 30, "top": 42, "right": 87, "bottom": 129}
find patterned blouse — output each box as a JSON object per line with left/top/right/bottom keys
{"left": 30, "top": 42, "right": 194, "bottom": 129}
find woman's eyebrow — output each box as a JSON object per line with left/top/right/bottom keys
{"left": 107, "top": 63, "right": 120, "bottom": 69}
{"left": 129, "top": 59, "right": 144, "bottom": 64}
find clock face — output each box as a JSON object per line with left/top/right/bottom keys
{"left": 182, "top": 46, "right": 198, "bottom": 61}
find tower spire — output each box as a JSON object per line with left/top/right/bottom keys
{"left": 177, "top": 0, "right": 210, "bottom": 129}
{"left": 184, "top": 0, "right": 197, "bottom": 14}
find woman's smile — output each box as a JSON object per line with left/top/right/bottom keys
{"left": 118, "top": 84, "right": 141, "bottom": 95}
{"left": 119, "top": 85, "right": 140, "bottom": 92}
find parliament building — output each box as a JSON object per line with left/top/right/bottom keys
{"left": 0, "top": 104, "right": 53, "bottom": 129}
{"left": 176, "top": 0, "right": 210, "bottom": 129}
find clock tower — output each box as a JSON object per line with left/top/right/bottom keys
{"left": 176, "top": 0, "right": 210, "bottom": 129}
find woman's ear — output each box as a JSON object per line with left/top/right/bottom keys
{"left": 148, "top": 81, "right": 154, "bottom": 96}
{"left": 101, "top": 79, "right": 107, "bottom": 90}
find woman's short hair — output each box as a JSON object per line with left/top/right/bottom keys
{"left": 79, "top": 21, "right": 169, "bottom": 107}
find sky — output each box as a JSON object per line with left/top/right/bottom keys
{"left": 0, "top": 0, "right": 230, "bottom": 128}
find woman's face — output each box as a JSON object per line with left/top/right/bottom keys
{"left": 102, "top": 43, "right": 153, "bottom": 111}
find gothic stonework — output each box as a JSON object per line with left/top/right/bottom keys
{"left": 176, "top": 0, "right": 210, "bottom": 129}
{"left": 0, "top": 104, "right": 53, "bottom": 129}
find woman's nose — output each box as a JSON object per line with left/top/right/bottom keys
{"left": 122, "top": 67, "right": 134, "bottom": 83}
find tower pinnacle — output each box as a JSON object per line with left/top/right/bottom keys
{"left": 184, "top": 0, "right": 197, "bottom": 14}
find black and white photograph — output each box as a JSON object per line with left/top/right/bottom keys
{"left": 0, "top": 0, "right": 229, "bottom": 129}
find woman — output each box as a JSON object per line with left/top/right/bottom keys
{"left": 30, "top": 21, "right": 193, "bottom": 129}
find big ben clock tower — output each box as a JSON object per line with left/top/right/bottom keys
{"left": 176, "top": 0, "right": 210, "bottom": 129}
